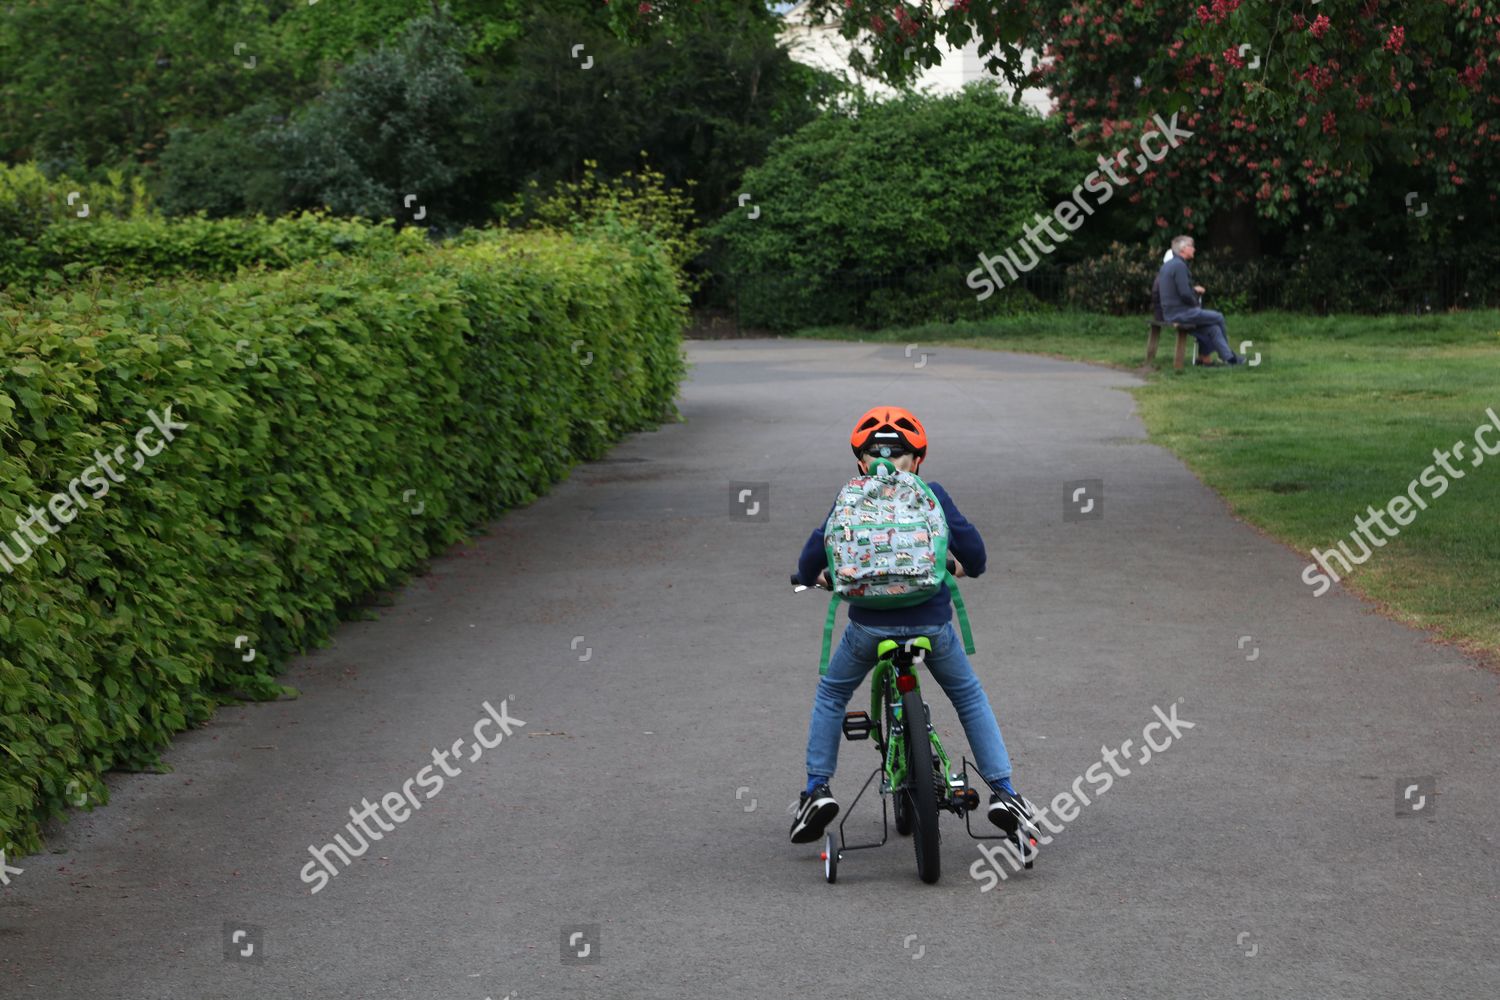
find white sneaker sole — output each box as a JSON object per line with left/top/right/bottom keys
{"left": 789, "top": 799, "right": 839, "bottom": 844}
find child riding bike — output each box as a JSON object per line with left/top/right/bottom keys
{"left": 789, "top": 406, "right": 1037, "bottom": 846}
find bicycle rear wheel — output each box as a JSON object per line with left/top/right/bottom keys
{"left": 902, "top": 688, "right": 941, "bottom": 884}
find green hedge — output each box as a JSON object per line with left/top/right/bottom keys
{"left": 1, "top": 211, "right": 429, "bottom": 292}
{"left": 0, "top": 226, "right": 685, "bottom": 852}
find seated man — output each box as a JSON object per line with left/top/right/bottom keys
{"left": 1157, "top": 235, "right": 1241, "bottom": 366}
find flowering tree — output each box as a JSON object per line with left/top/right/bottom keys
{"left": 604, "top": 0, "right": 1500, "bottom": 286}
{"left": 1180, "top": 0, "right": 1499, "bottom": 227}
{"left": 609, "top": 3, "right": 1497, "bottom": 240}
{"left": 1019, "top": 0, "right": 1392, "bottom": 246}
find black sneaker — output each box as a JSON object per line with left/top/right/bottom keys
{"left": 789, "top": 783, "right": 839, "bottom": 844}
{"left": 987, "top": 787, "right": 1039, "bottom": 838}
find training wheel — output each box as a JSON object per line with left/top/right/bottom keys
{"left": 824, "top": 831, "right": 838, "bottom": 883}
{"left": 1019, "top": 832, "right": 1036, "bottom": 870}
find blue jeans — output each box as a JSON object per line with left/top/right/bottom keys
{"left": 1175, "top": 307, "right": 1238, "bottom": 363}
{"left": 806, "top": 621, "right": 1013, "bottom": 788}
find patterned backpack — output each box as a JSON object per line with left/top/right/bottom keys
{"left": 815, "top": 458, "right": 975, "bottom": 673}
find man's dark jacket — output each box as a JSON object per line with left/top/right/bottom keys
{"left": 1157, "top": 256, "right": 1201, "bottom": 324}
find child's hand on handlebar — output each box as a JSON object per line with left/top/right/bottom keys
{"left": 950, "top": 558, "right": 965, "bottom": 578}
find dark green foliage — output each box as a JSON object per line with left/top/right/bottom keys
{"left": 268, "top": 11, "right": 494, "bottom": 229}
{"left": 4, "top": 2, "right": 831, "bottom": 240}
{"left": 0, "top": 0, "right": 302, "bottom": 172}
{"left": 154, "top": 104, "right": 291, "bottom": 220}
{"left": 491, "top": 1, "right": 835, "bottom": 223}
{"left": 709, "top": 86, "right": 1093, "bottom": 329}
{"left": 0, "top": 225, "right": 685, "bottom": 852}
{"left": 1060, "top": 243, "right": 1157, "bottom": 317}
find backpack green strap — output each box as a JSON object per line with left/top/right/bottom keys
{"left": 946, "top": 571, "right": 977, "bottom": 655}
{"left": 818, "top": 573, "right": 974, "bottom": 674}
{"left": 818, "top": 594, "right": 841, "bottom": 675}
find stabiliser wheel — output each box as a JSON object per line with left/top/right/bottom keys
{"left": 1015, "top": 829, "right": 1037, "bottom": 870}
{"left": 823, "top": 832, "right": 838, "bottom": 883}
{"left": 902, "top": 689, "right": 941, "bottom": 884}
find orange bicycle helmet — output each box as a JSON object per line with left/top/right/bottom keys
{"left": 849, "top": 406, "right": 928, "bottom": 470}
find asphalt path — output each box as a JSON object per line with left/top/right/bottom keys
{"left": 3, "top": 339, "right": 1497, "bottom": 999}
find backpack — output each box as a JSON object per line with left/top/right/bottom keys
{"left": 825, "top": 466, "right": 948, "bottom": 606}
{"left": 815, "top": 459, "right": 975, "bottom": 673}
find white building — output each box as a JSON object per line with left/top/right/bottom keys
{"left": 778, "top": 1, "right": 1052, "bottom": 115}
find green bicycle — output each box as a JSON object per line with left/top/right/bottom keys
{"left": 792, "top": 578, "right": 1037, "bottom": 885}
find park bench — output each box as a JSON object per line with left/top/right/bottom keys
{"left": 1144, "top": 273, "right": 1197, "bottom": 370}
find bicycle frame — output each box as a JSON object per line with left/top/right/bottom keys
{"left": 870, "top": 638, "right": 953, "bottom": 799}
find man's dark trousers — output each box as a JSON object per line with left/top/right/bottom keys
{"left": 1177, "top": 307, "right": 1237, "bottom": 363}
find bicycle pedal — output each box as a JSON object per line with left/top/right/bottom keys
{"left": 841, "top": 711, "right": 873, "bottom": 741}
{"left": 952, "top": 787, "right": 980, "bottom": 811}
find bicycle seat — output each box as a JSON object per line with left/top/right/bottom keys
{"left": 877, "top": 636, "right": 933, "bottom": 665}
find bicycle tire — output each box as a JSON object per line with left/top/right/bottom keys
{"left": 902, "top": 688, "right": 941, "bottom": 884}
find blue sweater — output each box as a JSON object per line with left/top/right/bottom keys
{"left": 796, "top": 481, "right": 986, "bottom": 627}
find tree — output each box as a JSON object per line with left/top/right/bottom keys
{"left": 1013, "top": 1, "right": 1499, "bottom": 265}
{"left": 0, "top": 0, "right": 305, "bottom": 172}
{"left": 266, "top": 10, "right": 495, "bottom": 228}
{"left": 624, "top": 0, "right": 1498, "bottom": 210}
{"left": 490, "top": 0, "right": 837, "bottom": 222}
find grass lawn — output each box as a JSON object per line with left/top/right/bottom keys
{"left": 793, "top": 310, "right": 1500, "bottom": 664}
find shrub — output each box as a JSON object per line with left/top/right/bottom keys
{"left": 1065, "top": 242, "right": 1275, "bottom": 316}
{"left": 154, "top": 104, "right": 290, "bottom": 220}
{"left": 1063, "top": 243, "right": 1160, "bottom": 316}
{"left": 0, "top": 163, "right": 150, "bottom": 240}
{"left": 495, "top": 159, "right": 704, "bottom": 288}
{"left": 708, "top": 86, "right": 1097, "bottom": 330}
{"left": 266, "top": 10, "right": 494, "bottom": 231}
{"left": 0, "top": 227, "right": 685, "bottom": 852}
{"left": 1189, "top": 255, "right": 1274, "bottom": 315}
